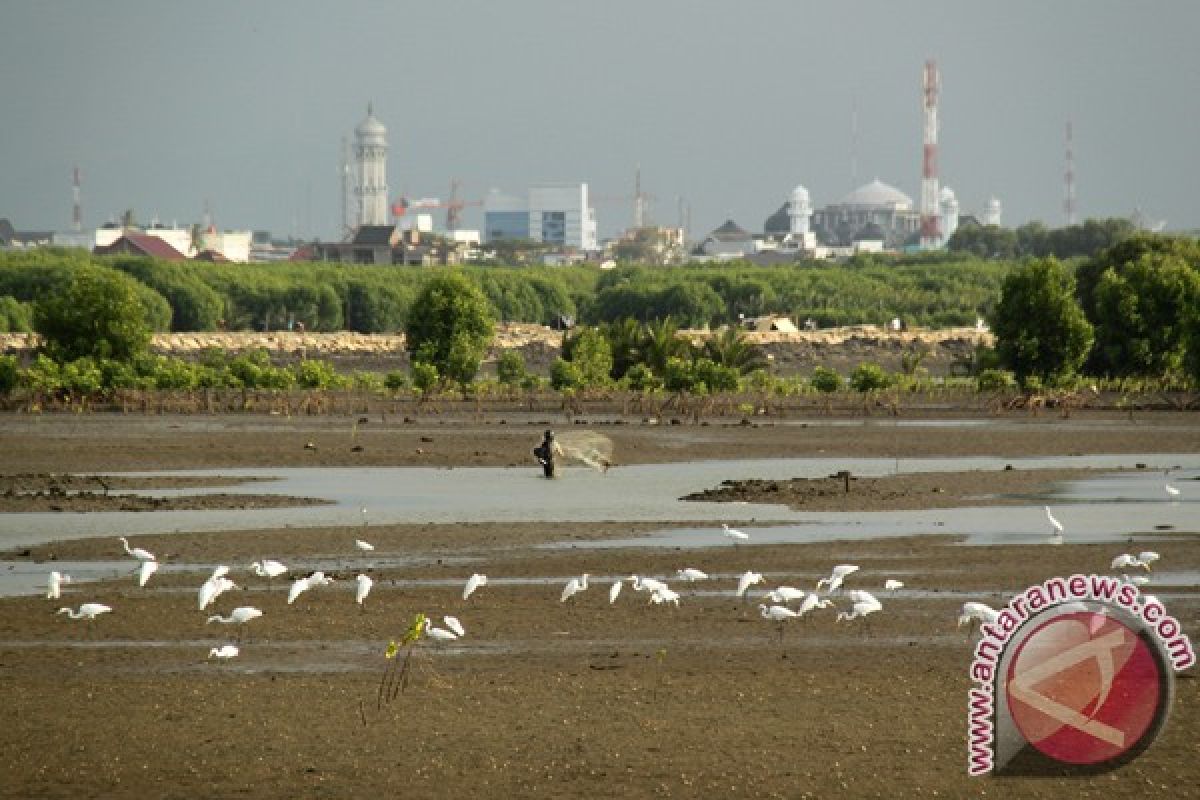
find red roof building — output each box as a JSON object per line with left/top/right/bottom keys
{"left": 93, "top": 233, "right": 187, "bottom": 261}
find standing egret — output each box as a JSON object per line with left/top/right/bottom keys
{"left": 462, "top": 573, "right": 488, "bottom": 601}
{"left": 423, "top": 617, "right": 458, "bottom": 643}
{"left": 608, "top": 579, "right": 623, "bottom": 605}
{"left": 355, "top": 539, "right": 375, "bottom": 552}
{"left": 560, "top": 573, "right": 589, "bottom": 603}
{"left": 721, "top": 523, "right": 750, "bottom": 545}
{"left": 957, "top": 602, "right": 1000, "bottom": 640}
{"left": 736, "top": 571, "right": 764, "bottom": 598}
{"left": 209, "top": 645, "right": 239, "bottom": 660}
{"left": 57, "top": 603, "right": 112, "bottom": 620}
{"left": 763, "top": 586, "right": 806, "bottom": 605}
{"left": 1137, "top": 551, "right": 1161, "bottom": 569}
{"left": 1111, "top": 553, "right": 1151, "bottom": 572}
{"left": 883, "top": 579, "right": 905, "bottom": 592}
{"left": 650, "top": 586, "right": 681, "bottom": 607}
{"left": 118, "top": 536, "right": 156, "bottom": 563}
{"left": 207, "top": 606, "right": 263, "bottom": 640}
{"left": 675, "top": 568, "right": 708, "bottom": 583}
{"left": 759, "top": 604, "right": 800, "bottom": 646}
{"left": 836, "top": 596, "right": 883, "bottom": 631}
{"left": 251, "top": 559, "right": 288, "bottom": 586}
{"left": 46, "top": 571, "right": 71, "bottom": 600}
{"left": 58, "top": 603, "right": 111, "bottom": 637}
{"left": 1044, "top": 506, "right": 1064, "bottom": 544}
{"left": 816, "top": 564, "right": 860, "bottom": 593}
{"left": 443, "top": 616, "right": 465, "bottom": 638}
{"left": 137, "top": 559, "right": 159, "bottom": 588}
{"left": 355, "top": 574, "right": 373, "bottom": 610}
{"left": 628, "top": 575, "right": 669, "bottom": 594}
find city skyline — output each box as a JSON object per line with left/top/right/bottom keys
{"left": 2, "top": 1, "right": 1197, "bottom": 241}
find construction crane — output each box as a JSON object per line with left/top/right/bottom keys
{"left": 390, "top": 179, "right": 482, "bottom": 231}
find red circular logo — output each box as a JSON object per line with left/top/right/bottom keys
{"left": 1006, "top": 610, "right": 1164, "bottom": 766}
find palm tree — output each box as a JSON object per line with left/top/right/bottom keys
{"left": 601, "top": 318, "right": 644, "bottom": 380}
{"left": 704, "top": 325, "right": 768, "bottom": 375}
{"left": 641, "top": 317, "right": 692, "bottom": 377}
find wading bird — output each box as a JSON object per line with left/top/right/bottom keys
{"left": 137, "top": 560, "right": 159, "bottom": 588}
{"left": 798, "top": 592, "right": 834, "bottom": 618}
{"left": 251, "top": 559, "right": 288, "bottom": 585}
{"left": 1137, "top": 551, "right": 1161, "bottom": 569}
{"left": 423, "top": 616, "right": 459, "bottom": 643}
{"left": 676, "top": 568, "right": 708, "bottom": 583}
{"left": 198, "top": 576, "right": 237, "bottom": 611}
{"left": 443, "top": 616, "right": 465, "bottom": 638}
{"left": 118, "top": 536, "right": 156, "bottom": 563}
{"left": 209, "top": 644, "right": 239, "bottom": 660}
{"left": 736, "top": 571, "right": 764, "bottom": 598}
{"left": 355, "top": 539, "right": 375, "bottom": 552}
{"left": 759, "top": 603, "right": 800, "bottom": 645}
{"left": 628, "top": 575, "right": 669, "bottom": 594}
{"left": 462, "top": 573, "right": 488, "bottom": 601}
{"left": 609, "top": 579, "right": 623, "bottom": 605}
{"left": 355, "top": 574, "right": 373, "bottom": 609}
{"left": 836, "top": 595, "right": 883, "bottom": 631}
{"left": 763, "top": 586, "right": 806, "bottom": 605}
{"left": 816, "top": 564, "right": 860, "bottom": 593}
{"left": 57, "top": 603, "right": 111, "bottom": 620}
{"left": 207, "top": 606, "right": 263, "bottom": 640}
{"left": 287, "top": 571, "right": 331, "bottom": 605}
{"left": 1111, "top": 553, "right": 1152, "bottom": 572}
{"left": 1045, "top": 506, "right": 1064, "bottom": 544}
{"left": 957, "top": 601, "right": 1000, "bottom": 639}
{"left": 560, "top": 573, "right": 590, "bottom": 603}
{"left": 883, "top": 579, "right": 905, "bottom": 592}
{"left": 46, "top": 571, "right": 71, "bottom": 600}
{"left": 721, "top": 523, "right": 750, "bottom": 545}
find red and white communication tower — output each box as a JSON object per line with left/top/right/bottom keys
{"left": 919, "top": 59, "right": 940, "bottom": 249}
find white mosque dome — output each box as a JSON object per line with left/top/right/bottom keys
{"left": 355, "top": 104, "right": 387, "bottom": 143}
{"left": 839, "top": 179, "right": 913, "bottom": 210}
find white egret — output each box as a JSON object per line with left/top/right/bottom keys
{"left": 721, "top": 523, "right": 750, "bottom": 545}
{"left": 137, "top": 560, "right": 159, "bottom": 588}
{"left": 198, "top": 576, "right": 237, "bottom": 611}
{"left": 883, "top": 579, "right": 905, "bottom": 592}
{"left": 759, "top": 604, "right": 800, "bottom": 646}
{"left": 675, "top": 568, "right": 708, "bottom": 583}
{"left": 287, "top": 571, "right": 331, "bottom": 605}
{"left": 608, "top": 579, "right": 623, "bottom": 605}
{"left": 207, "top": 606, "right": 263, "bottom": 625}
{"left": 423, "top": 617, "right": 458, "bottom": 643}
{"left": 1111, "top": 553, "right": 1150, "bottom": 572}
{"left": 736, "top": 571, "right": 764, "bottom": 598}
{"left": 209, "top": 644, "right": 239, "bottom": 660}
{"left": 250, "top": 560, "right": 288, "bottom": 586}
{"left": 763, "top": 586, "right": 806, "bottom": 605}
{"left": 650, "top": 586, "right": 681, "bottom": 607}
{"left": 46, "top": 571, "right": 71, "bottom": 600}
{"left": 958, "top": 601, "right": 1000, "bottom": 639}
{"left": 1137, "top": 551, "right": 1161, "bottom": 568}
{"left": 355, "top": 574, "right": 374, "bottom": 609}
{"left": 798, "top": 592, "right": 834, "bottom": 617}
{"left": 560, "top": 573, "right": 590, "bottom": 603}
{"left": 355, "top": 539, "right": 375, "bottom": 552}
{"left": 837, "top": 597, "right": 883, "bottom": 627}
{"left": 57, "top": 603, "right": 111, "bottom": 620}
{"left": 816, "top": 564, "right": 860, "bottom": 593}
{"left": 462, "top": 573, "right": 488, "bottom": 601}
{"left": 443, "top": 616, "right": 465, "bottom": 637}
{"left": 209, "top": 565, "right": 231, "bottom": 580}
{"left": 628, "top": 575, "right": 669, "bottom": 593}
{"left": 1045, "top": 506, "right": 1064, "bottom": 544}
{"left": 118, "top": 536, "right": 156, "bottom": 563}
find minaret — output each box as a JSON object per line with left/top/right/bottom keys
{"left": 353, "top": 103, "right": 389, "bottom": 227}
{"left": 788, "top": 185, "right": 812, "bottom": 236}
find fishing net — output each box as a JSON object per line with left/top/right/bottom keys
{"left": 554, "top": 431, "right": 614, "bottom": 473}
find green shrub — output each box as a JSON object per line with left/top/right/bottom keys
{"left": 496, "top": 351, "right": 527, "bottom": 386}
{"left": 0, "top": 354, "right": 20, "bottom": 392}
{"left": 292, "top": 359, "right": 337, "bottom": 390}
{"left": 976, "top": 368, "right": 1017, "bottom": 391}
{"left": 850, "top": 362, "right": 892, "bottom": 393}
{"left": 549, "top": 358, "right": 582, "bottom": 390}
{"left": 810, "top": 366, "right": 843, "bottom": 394}
{"left": 383, "top": 371, "right": 408, "bottom": 391}
{"left": 410, "top": 361, "right": 439, "bottom": 392}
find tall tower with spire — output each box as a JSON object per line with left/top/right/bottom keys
{"left": 353, "top": 103, "right": 389, "bottom": 227}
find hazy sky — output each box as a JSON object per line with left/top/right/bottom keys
{"left": 3, "top": 1, "right": 1197, "bottom": 240}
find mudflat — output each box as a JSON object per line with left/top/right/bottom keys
{"left": 0, "top": 410, "right": 1197, "bottom": 799}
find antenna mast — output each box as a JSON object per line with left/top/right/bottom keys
{"left": 72, "top": 166, "right": 82, "bottom": 232}
{"left": 1064, "top": 120, "right": 1077, "bottom": 226}
{"left": 340, "top": 136, "right": 352, "bottom": 239}
{"left": 634, "top": 165, "right": 646, "bottom": 229}
{"left": 919, "top": 59, "right": 941, "bottom": 249}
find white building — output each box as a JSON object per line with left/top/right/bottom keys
{"left": 939, "top": 186, "right": 960, "bottom": 244}
{"left": 354, "top": 104, "right": 389, "bottom": 227}
{"left": 529, "top": 183, "right": 597, "bottom": 251}
{"left": 982, "top": 196, "right": 1002, "bottom": 227}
